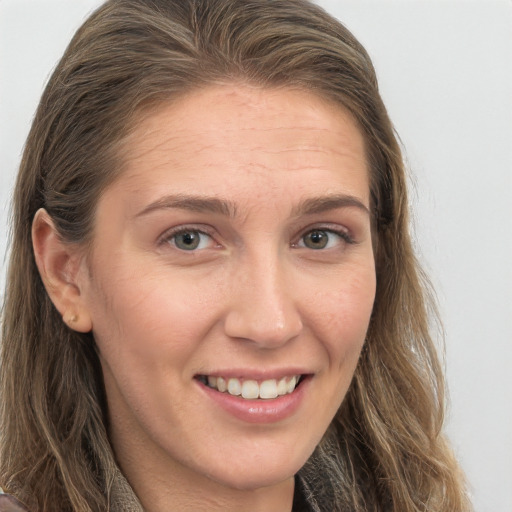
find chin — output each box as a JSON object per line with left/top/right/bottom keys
{"left": 207, "top": 467, "right": 296, "bottom": 492}
{"left": 198, "top": 447, "right": 310, "bottom": 491}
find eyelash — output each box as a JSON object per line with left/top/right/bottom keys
{"left": 159, "top": 226, "right": 217, "bottom": 251}
{"left": 158, "top": 225, "right": 355, "bottom": 251}
{"left": 293, "top": 226, "right": 355, "bottom": 250}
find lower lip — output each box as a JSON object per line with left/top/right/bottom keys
{"left": 196, "top": 377, "right": 310, "bottom": 424}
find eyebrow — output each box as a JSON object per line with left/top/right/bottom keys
{"left": 135, "top": 193, "right": 368, "bottom": 219}
{"left": 135, "top": 194, "right": 237, "bottom": 218}
{"left": 292, "top": 194, "right": 369, "bottom": 217}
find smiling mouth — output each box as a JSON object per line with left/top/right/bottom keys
{"left": 195, "top": 375, "right": 305, "bottom": 400}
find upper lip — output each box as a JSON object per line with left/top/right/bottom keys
{"left": 195, "top": 368, "right": 312, "bottom": 380}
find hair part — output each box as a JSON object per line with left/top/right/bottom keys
{"left": 1, "top": 0, "right": 471, "bottom": 510}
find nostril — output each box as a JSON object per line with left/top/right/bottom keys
{"left": 223, "top": 307, "right": 303, "bottom": 348}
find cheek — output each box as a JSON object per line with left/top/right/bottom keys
{"left": 88, "top": 263, "right": 219, "bottom": 368}
{"left": 313, "top": 265, "right": 376, "bottom": 367}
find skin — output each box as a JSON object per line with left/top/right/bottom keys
{"left": 33, "top": 85, "right": 376, "bottom": 512}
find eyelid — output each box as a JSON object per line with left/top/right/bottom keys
{"left": 293, "top": 223, "right": 355, "bottom": 246}
{"left": 158, "top": 224, "right": 219, "bottom": 249}
{"left": 156, "top": 222, "right": 355, "bottom": 251}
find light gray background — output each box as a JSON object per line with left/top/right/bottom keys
{"left": 1, "top": 1, "right": 511, "bottom": 511}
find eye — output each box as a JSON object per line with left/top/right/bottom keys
{"left": 165, "top": 229, "right": 214, "bottom": 251}
{"left": 297, "top": 229, "right": 352, "bottom": 250}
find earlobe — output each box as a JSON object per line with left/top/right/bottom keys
{"left": 32, "top": 208, "right": 93, "bottom": 333}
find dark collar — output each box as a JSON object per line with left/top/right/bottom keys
{"left": 0, "top": 493, "right": 29, "bottom": 512}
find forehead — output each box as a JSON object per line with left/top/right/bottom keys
{"left": 112, "top": 84, "right": 370, "bottom": 209}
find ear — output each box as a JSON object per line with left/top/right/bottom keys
{"left": 32, "top": 208, "right": 93, "bottom": 333}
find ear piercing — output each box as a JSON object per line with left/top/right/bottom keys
{"left": 64, "top": 313, "right": 79, "bottom": 325}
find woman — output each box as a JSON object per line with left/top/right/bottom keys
{"left": 0, "top": 0, "right": 472, "bottom": 510}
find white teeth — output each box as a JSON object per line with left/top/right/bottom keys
{"left": 204, "top": 375, "right": 301, "bottom": 399}
{"left": 276, "top": 377, "right": 288, "bottom": 395}
{"left": 241, "top": 380, "right": 259, "bottom": 399}
{"left": 227, "top": 378, "right": 241, "bottom": 396}
{"left": 286, "top": 376, "right": 297, "bottom": 394}
{"left": 217, "top": 376, "right": 227, "bottom": 392}
{"left": 259, "top": 379, "right": 278, "bottom": 399}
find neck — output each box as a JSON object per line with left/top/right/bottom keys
{"left": 118, "top": 452, "right": 295, "bottom": 512}
{"left": 139, "top": 475, "right": 294, "bottom": 512}
{"left": 111, "top": 426, "right": 295, "bottom": 512}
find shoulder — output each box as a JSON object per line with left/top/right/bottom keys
{"left": 0, "top": 494, "right": 29, "bottom": 512}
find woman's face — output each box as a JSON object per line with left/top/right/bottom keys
{"left": 81, "top": 85, "right": 376, "bottom": 492}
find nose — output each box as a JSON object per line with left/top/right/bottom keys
{"left": 223, "top": 256, "right": 303, "bottom": 348}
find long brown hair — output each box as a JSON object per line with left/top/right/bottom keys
{"left": 1, "top": 0, "right": 471, "bottom": 510}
